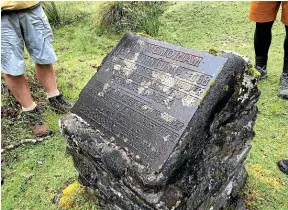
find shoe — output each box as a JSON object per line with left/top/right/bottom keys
{"left": 20, "top": 107, "right": 51, "bottom": 137}
{"left": 255, "top": 65, "right": 268, "bottom": 80}
{"left": 48, "top": 94, "right": 73, "bottom": 114}
{"left": 279, "top": 73, "right": 288, "bottom": 99}
{"left": 277, "top": 159, "right": 288, "bottom": 175}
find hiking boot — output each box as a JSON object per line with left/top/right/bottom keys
{"left": 20, "top": 107, "right": 51, "bottom": 137}
{"left": 279, "top": 73, "right": 288, "bottom": 99}
{"left": 48, "top": 94, "right": 73, "bottom": 114}
{"left": 277, "top": 159, "right": 288, "bottom": 175}
{"left": 255, "top": 65, "right": 268, "bottom": 80}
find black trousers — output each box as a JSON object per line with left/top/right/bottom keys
{"left": 254, "top": 21, "right": 288, "bottom": 73}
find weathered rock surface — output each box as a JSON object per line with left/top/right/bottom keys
{"left": 60, "top": 33, "right": 260, "bottom": 210}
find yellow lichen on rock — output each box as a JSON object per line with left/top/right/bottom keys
{"left": 59, "top": 181, "right": 84, "bottom": 210}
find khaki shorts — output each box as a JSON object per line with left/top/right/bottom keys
{"left": 249, "top": 1, "right": 288, "bottom": 25}
{"left": 1, "top": 5, "right": 57, "bottom": 76}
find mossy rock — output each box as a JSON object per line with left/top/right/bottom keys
{"left": 246, "top": 64, "right": 261, "bottom": 78}
{"left": 58, "top": 181, "right": 98, "bottom": 210}
{"left": 208, "top": 49, "right": 219, "bottom": 56}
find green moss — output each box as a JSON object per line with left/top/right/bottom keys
{"left": 210, "top": 80, "right": 216, "bottom": 87}
{"left": 235, "top": 73, "right": 242, "bottom": 80}
{"left": 223, "top": 85, "right": 229, "bottom": 91}
{"left": 205, "top": 80, "right": 216, "bottom": 96}
{"left": 200, "top": 88, "right": 211, "bottom": 105}
{"left": 246, "top": 64, "right": 261, "bottom": 78}
{"left": 199, "top": 79, "right": 216, "bottom": 106}
{"left": 216, "top": 169, "right": 225, "bottom": 180}
{"left": 203, "top": 198, "right": 213, "bottom": 210}
{"left": 208, "top": 48, "right": 218, "bottom": 56}
{"left": 58, "top": 181, "right": 99, "bottom": 210}
{"left": 136, "top": 32, "right": 154, "bottom": 39}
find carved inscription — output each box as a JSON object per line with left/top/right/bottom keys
{"left": 72, "top": 33, "right": 227, "bottom": 171}
{"left": 119, "top": 40, "right": 204, "bottom": 67}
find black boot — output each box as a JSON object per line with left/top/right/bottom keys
{"left": 48, "top": 94, "right": 73, "bottom": 114}
{"left": 277, "top": 160, "right": 288, "bottom": 175}
{"left": 279, "top": 73, "right": 288, "bottom": 99}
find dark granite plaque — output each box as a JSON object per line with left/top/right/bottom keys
{"left": 71, "top": 33, "right": 228, "bottom": 171}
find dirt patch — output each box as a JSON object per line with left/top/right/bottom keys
{"left": 1, "top": 73, "right": 48, "bottom": 147}
{"left": 1, "top": 106, "right": 19, "bottom": 119}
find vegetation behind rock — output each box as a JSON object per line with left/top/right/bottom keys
{"left": 97, "top": 1, "right": 168, "bottom": 36}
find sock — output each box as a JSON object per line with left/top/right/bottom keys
{"left": 283, "top": 58, "right": 288, "bottom": 74}
{"left": 22, "top": 102, "right": 37, "bottom": 112}
{"left": 255, "top": 56, "right": 268, "bottom": 68}
{"left": 46, "top": 89, "right": 60, "bottom": 99}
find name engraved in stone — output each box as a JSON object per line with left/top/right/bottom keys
{"left": 72, "top": 33, "right": 227, "bottom": 171}
{"left": 113, "top": 49, "right": 212, "bottom": 88}
{"left": 117, "top": 41, "right": 204, "bottom": 67}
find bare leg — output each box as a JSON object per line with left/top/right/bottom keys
{"left": 35, "top": 64, "right": 58, "bottom": 94}
{"left": 35, "top": 63, "right": 72, "bottom": 113}
{"left": 4, "top": 74, "right": 34, "bottom": 108}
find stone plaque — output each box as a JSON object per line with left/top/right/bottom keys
{"left": 71, "top": 33, "right": 228, "bottom": 171}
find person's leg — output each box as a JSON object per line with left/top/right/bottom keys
{"left": 279, "top": 25, "right": 288, "bottom": 99}
{"left": 35, "top": 63, "right": 72, "bottom": 113}
{"left": 283, "top": 25, "right": 288, "bottom": 74}
{"left": 1, "top": 13, "right": 36, "bottom": 109}
{"left": 249, "top": 1, "right": 280, "bottom": 79}
{"left": 21, "top": 5, "right": 72, "bottom": 112}
{"left": 254, "top": 21, "right": 274, "bottom": 68}
{"left": 3, "top": 74, "right": 35, "bottom": 108}
{"left": 35, "top": 63, "right": 59, "bottom": 95}
{"left": 1, "top": 12, "right": 49, "bottom": 137}
{"left": 20, "top": 5, "right": 58, "bottom": 96}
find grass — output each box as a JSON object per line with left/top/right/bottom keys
{"left": 1, "top": 2, "right": 288, "bottom": 210}
{"left": 97, "top": 1, "right": 168, "bottom": 36}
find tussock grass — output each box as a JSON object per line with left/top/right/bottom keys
{"left": 97, "top": 1, "right": 168, "bottom": 36}
{"left": 42, "top": 2, "right": 88, "bottom": 28}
